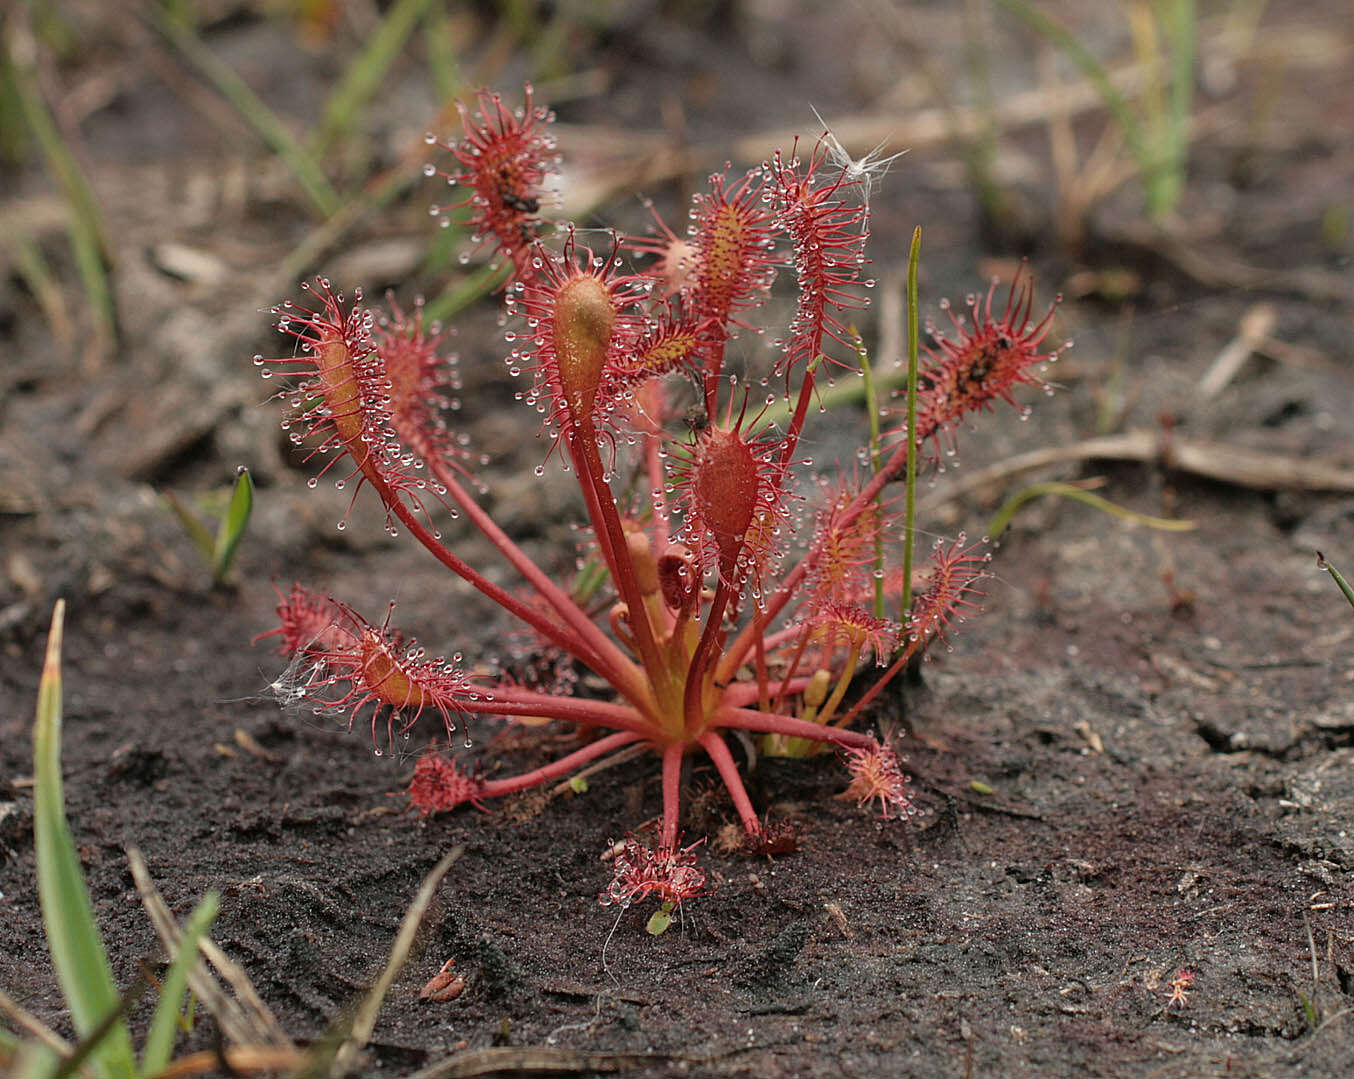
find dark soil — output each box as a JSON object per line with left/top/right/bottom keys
{"left": 3, "top": 3, "right": 1354, "bottom": 1077}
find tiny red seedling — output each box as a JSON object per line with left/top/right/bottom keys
{"left": 254, "top": 88, "right": 1064, "bottom": 909}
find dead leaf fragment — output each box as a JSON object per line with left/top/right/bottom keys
{"left": 1074, "top": 721, "right": 1104, "bottom": 754}
{"left": 419, "top": 959, "right": 466, "bottom": 1002}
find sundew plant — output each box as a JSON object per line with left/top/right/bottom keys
{"left": 254, "top": 87, "right": 1064, "bottom": 909}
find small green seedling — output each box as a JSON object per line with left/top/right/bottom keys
{"left": 164, "top": 465, "right": 254, "bottom": 589}
{"left": 646, "top": 901, "right": 676, "bottom": 937}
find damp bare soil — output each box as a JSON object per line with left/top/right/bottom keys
{"left": 3, "top": 4, "right": 1354, "bottom": 1077}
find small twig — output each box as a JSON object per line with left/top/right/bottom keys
{"left": 1290, "top": 1007, "right": 1354, "bottom": 1062}
{"left": 329, "top": 847, "right": 464, "bottom": 1077}
{"left": 0, "top": 987, "right": 71, "bottom": 1057}
{"left": 917, "top": 429, "right": 1354, "bottom": 518}
{"left": 1197, "top": 302, "right": 1278, "bottom": 399}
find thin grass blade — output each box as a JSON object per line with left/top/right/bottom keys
{"left": 311, "top": 0, "right": 437, "bottom": 158}
{"left": 421, "top": 3, "right": 464, "bottom": 106}
{"left": 302, "top": 847, "right": 463, "bottom": 1078}
{"left": 1317, "top": 553, "right": 1354, "bottom": 612}
{"left": 163, "top": 491, "right": 216, "bottom": 563}
{"left": 986, "top": 480, "right": 1197, "bottom": 539}
{"left": 424, "top": 262, "right": 511, "bottom": 324}
{"left": 993, "top": 0, "right": 1148, "bottom": 174}
{"left": 212, "top": 467, "right": 254, "bottom": 586}
{"left": 3, "top": 19, "right": 115, "bottom": 362}
{"left": 141, "top": 892, "right": 220, "bottom": 1077}
{"left": 8, "top": 1041, "right": 63, "bottom": 1079}
{"left": 147, "top": 8, "right": 340, "bottom": 217}
{"left": 33, "top": 600, "right": 137, "bottom": 1078}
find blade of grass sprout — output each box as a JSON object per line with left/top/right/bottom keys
{"left": 52, "top": 975, "right": 149, "bottom": 1079}
{"left": 1159, "top": 0, "right": 1195, "bottom": 216}
{"left": 3, "top": 22, "right": 115, "bottom": 364}
{"left": 899, "top": 226, "right": 921, "bottom": 637}
{"left": 33, "top": 600, "right": 137, "bottom": 1079}
{"left": 758, "top": 351, "right": 915, "bottom": 429}
{"left": 307, "top": 847, "right": 464, "bottom": 1078}
{"left": 853, "top": 328, "right": 887, "bottom": 619}
{"left": 993, "top": 0, "right": 1149, "bottom": 182}
{"left": 9, "top": 233, "right": 75, "bottom": 347}
{"left": 163, "top": 491, "right": 216, "bottom": 563}
{"left": 1, "top": 20, "right": 110, "bottom": 254}
{"left": 1316, "top": 553, "right": 1354, "bottom": 612}
{"left": 985, "top": 480, "right": 1197, "bottom": 540}
{"left": 0, "top": 988, "right": 70, "bottom": 1059}
{"left": 267, "top": 123, "right": 454, "bottom": 301}
{"left": 175, "top": 994, "right": 197, "bottom": 1036}
{"left": 140, "top": 893, "right": 219, "bottom": 1077}
{"left": 1128, "top": 1, "right": 1166, "bottom": 207}
{"left": 1094, "top": 304, "right": 1135, "bottom": 436}
{"left": 9, "top": 1042, "right": 63, "bottom": 1079}
{"left": 310, "top": 0, "right": 437, "bottom": 159}
{"left": 0, "top": 47, "right": 27, "bottom": 162}
{"left": 146, "top": 8, "right": 340, "bottom": 218}
{"left": 212, "top": 466, "right": 254, "bottom": 587}
{"left": 424, "top": 262, "right": 511, "bottom": 324}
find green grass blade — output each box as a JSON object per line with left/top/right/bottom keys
{"left": 163, "top": 491, "right": 216, "bottom": 563}
{"left": 423, "top": 261, "right": 511, "bottom": 324}
{"left": 985, "top": 480, "right": 1197, "bottom": 539}
{"left": 9, "top": 1042, "right": 62, "bottom": 1079}
{"left": 3, "top": 21, "right": 116, "bottom": 356}
{"left": 1156, "top": 0, "right": 1195, "bottom": 216}
{"left": 33, "top": 601, "right": 137, "bottom": 1079}
{"left": 10, "top": 233, "right": 76, "bottom": 347}
{"left": 993, "top": 0, "right": 1149, "bottom": 174}
{"left": 758, "top": 358, "right": 910, "bottom": 429}
{"left": 141, "top": 892, "right": 220, "bottom": 1076}
{"left": 146, "top": 8, "right": 340, "bottom": 218}
{"left": 311, "top": 0, "right": 436, "bottom": 158}
{"left": 1317, "top": 553, "right": 1354, "bottom": 612}
{"left": 212, "top": 466, "right": 254, "bottom": 586}
{"left": 53, "top": 978, "right": 149, "bottom": 1079}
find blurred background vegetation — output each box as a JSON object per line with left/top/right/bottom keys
{"left": 0, "top": 0, "right": 1349, "bottom": 511}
